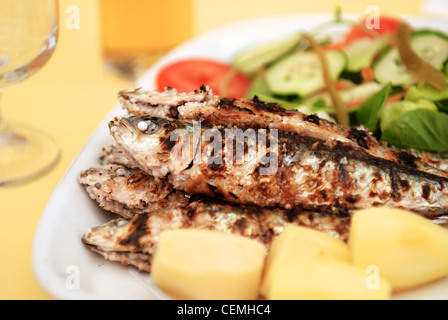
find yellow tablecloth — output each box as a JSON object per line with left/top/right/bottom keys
{"left": 0, "top": 0, "right": 427, "bottom": 300}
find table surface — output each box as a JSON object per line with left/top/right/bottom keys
{"left": 0, "top": 0, "right": 430, "bottom": 300}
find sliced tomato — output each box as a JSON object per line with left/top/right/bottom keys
{"left": 156, "top": 58, "right": 252, "bottom": 99}
{"left": 344, "top": 16, "right": 405, "bottom": 44}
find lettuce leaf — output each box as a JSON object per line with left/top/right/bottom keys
{"left": 381, "top": 108, "right": 448, "bottom": 153}
{"left": 405, "top": 77, "right": 448, "bottom": 102}
{"left": 356, "top": 82, "right": 391, "bottom": 133}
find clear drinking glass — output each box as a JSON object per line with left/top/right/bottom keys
{"left": 99, "top": 0, "right": 194, "bottom": 80}
{"left": 0, "top": 0, "right": 59, "bottom": 186}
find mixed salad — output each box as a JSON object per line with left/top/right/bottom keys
{"left": 155, "top": 14, "right": 448, "bottom": 154}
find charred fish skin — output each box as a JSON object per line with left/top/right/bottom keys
{"left": 82, "top": 203, "right": 351, "bottom": 273}
{"left": 119, "top": 87, "right": 448, "bottom": 179}
{"left": 82, "top": 218, "right": 154, "bottom": 273}
{"left": 110, "top": 115, "right": 448, "bottom": 218}
{"left": 78, "top": 164, "right": 191, "bottom": 219}
{"left": 119, "top": 86, "right": 217, "bottom": 120}
{"left": 82, "top": 208, "right": 185, "bottom": 273}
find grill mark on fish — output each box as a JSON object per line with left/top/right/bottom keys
{"left": 422, "top": 184, "right": 431, "bottom": 200}
{"left": 169, "top": 106, "right": 179, "bottom": 118}
{"left": 259, "top": 229, "right": 275, "bottom": 244}
{"left": 119, "top": 214, "right": 149, "bottom": 246}
{"left": 235, "top": 218, "right": 248, "bottom": 231}
{"left": 229, "top": 192, "right": 239, "bottom": 199}
{"left": 304, "top": 114, "right": 321, "bottom": 125}
{"left": 389, "top": 167, "right": 401, "bottom": 199}
{"left": 318, "top": 159, "right": 328, "bottom": 171}
{"left": 219, "top": 98, "right": 256, "bottom": 115}
{"left": 251, "top": 95, "right": 287, "bottom": 114}
{"left": 159, "top": 134, "right": 176, "bottom": 152}
{"left": 399, "top": 178, "right": 411, "bottom": 192}
{"left": 347, "top": 128, "right": 369, "bottom": 149}
{"left": 397, "top": 151, "right": 418, "bottom": 169}
{"left": 338, "top": 156, "right": 349, "bottom": 182}
{"left": 345, "top": 195, "right": 361, "bottom": 203}
{"left": 208, "top": 162, "right": 223, "bottom": 171}
{"left": 285, "top": 210, "right": 298, "bottom": 222}
{"left": 186, "top": 207, "right": 196, "bottom": 220}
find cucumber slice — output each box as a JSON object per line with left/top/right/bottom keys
{"left": 405, "top": 76, "right": 448, "bottom": 102}
{"left": 232, "top": 33, "right": 303, "bottom": 76}
{"left": 303, "top": 82, "right": 383, "bottom": 112}
{"left": 265, "top": 50, "right": 348, "bottom": 97}
{"left": 343, "top": 36, "right": 388, "bottom": 72}
{"left": 374, "top": 31, "right": 448, "bottom": 86}
{"left": 245, "top": 72, "right": 272, "bottom": 98}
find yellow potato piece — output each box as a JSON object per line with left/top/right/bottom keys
{"left": 151, "top": 229, "right": 266, "bottom": 300}
{"left": 267, "top": 257, "right": 392, "bottom": 300}
{"left": 349, "top": 207, "right": 448, "bottom": 291}
{"left": 260, "top": 225, "right": 350, "bottom": 297}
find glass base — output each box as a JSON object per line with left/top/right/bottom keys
{"left": 0, "top": 124, "right": 59, "bottom": 187}
{"left": 103, "top": 50, "right": 169, "bottom": 81}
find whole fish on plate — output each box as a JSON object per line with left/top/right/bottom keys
{"left": 82, "top": 201, "right": 350, "bottom": 273}
{"left": 109, "top": 115, "right": 448, "bottom": 220}
{"left": 119, "top": 86, "right": 448, "bottom": 179}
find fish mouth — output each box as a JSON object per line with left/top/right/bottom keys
{"left": 110, "top": 115, "right": 190, "bottom": 138}
{"left": 109, "top": 116, "right": 161, "bottom": 136}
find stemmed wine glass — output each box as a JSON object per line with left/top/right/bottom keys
{"left": 0, "top": 0, "right": 59, "bottom": 186}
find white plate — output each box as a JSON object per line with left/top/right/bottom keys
{"left": 32, "top": 13, "right": 448, "bottom": 300}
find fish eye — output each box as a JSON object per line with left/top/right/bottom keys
{"left": 137, "top": 119, "right": 159, "bottom": 135}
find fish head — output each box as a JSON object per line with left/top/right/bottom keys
{"left": 109, "top": 116, "right": 195, "bottom": 177}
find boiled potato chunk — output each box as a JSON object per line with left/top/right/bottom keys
{"left": 267, "top": 257, "right": 392, "bottom": 300}
{"left": 260, "top": 225, "right": 350, "bottom": 297}
{"left": 349, "top": 207, "right": 448, "bottom": 291}
{"left": 151, "top": 229, "right": 266, "bottom": 300}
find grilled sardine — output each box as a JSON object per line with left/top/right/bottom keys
{"left": 82, "top": 202, "right": 351, "bottom": 273}
{"left": 119, "top": 86, "right": 448, "bottom": 179}
{"left": 109, "top": 115, "right": 448, "bottom": 218}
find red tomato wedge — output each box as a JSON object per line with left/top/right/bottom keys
{"left": 156, "top": 58, "right": 252, "bottom": 99}
{"left": 344, "top": 16, "right": 404, "bottom": 44}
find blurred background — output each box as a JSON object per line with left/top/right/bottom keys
{"left": 0, "top": 0, "right": 444, "bottom": 300}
